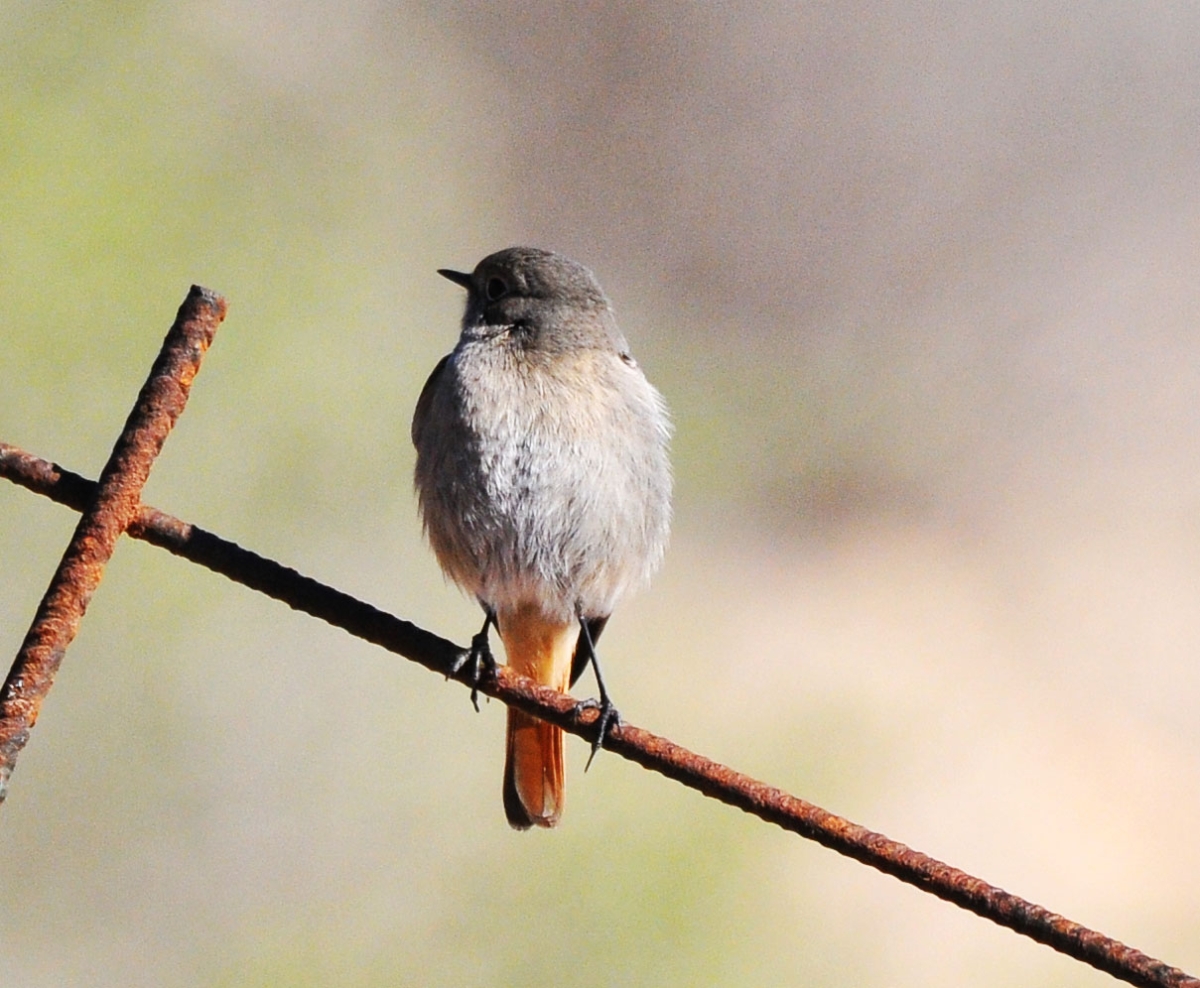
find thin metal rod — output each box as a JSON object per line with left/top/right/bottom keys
{"left": 1, "top": 440, "right": 1195, "bottom": 988}
{"left": 0, "top": 287, "right": 226, "bottom": 801}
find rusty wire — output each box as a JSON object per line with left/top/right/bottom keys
{"left": 1, "top": 441, "right": 1196, "bottom": 988}
{"left": 2, "top": 283, "right": 1198, "bottom": 987}
{"left": 0, "top": 286, "right": 227, "bottom": 801}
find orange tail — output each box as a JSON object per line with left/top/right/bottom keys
{"left": 498, "top": 605, "right": 575, "bottom": 830}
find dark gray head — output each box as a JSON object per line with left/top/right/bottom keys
{"left": 439, "top": 247, "right": 627, "bottom": 354}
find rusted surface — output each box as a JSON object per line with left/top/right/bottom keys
{"left": 0, "top": 287, "right": 226, "bottom": 802}
{"left": 2, "top": 442, "right": 1198, "bottom": 988}
{"left": 598, "top": 720, "right": 1200, "bottom": 988}
{"left": 0, "top": 443, "right": 463, "bottom": 676}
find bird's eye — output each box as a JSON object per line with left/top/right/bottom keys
{"left": 485, "top": 276, "right": 509, "bottom": 301}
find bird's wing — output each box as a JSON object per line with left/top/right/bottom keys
{"left": 411, "top": 353, "right": 452, "bottom": 448}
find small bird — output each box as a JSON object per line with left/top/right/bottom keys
{"left": 412, "top": 247, "right": 672, "bottom": 829}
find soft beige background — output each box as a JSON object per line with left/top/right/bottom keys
{"left": 3, "top": 3, "right": 1199, "bottom": 985}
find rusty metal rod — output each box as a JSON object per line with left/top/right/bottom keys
{"left": 1, "top": 440, "right": 1194, "bottom": 988}
{"left": 0, "top": 443, "right": 456, "bottom": 668}
{"left": 0, "top": 287, "right": 226, "bottom": 802}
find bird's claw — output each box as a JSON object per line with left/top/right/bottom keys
{"left": 450, "top": 629, "right": 497, "bottom": 712}
{"left": 575, "top": 696, "right": 621, "bottom": 771}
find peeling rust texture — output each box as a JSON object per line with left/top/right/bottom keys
{"left": 2, "top": 443, "right": 1199, "bottom": 988}
{"left": 0, "top": 287, "right": 226, "bottom": 803}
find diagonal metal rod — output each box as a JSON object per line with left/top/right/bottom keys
{"left": 0, "top": 287, "right": 226, "bottom": 801}
{"left": 1, "top": 440, "right": 1195, "bottom": 988}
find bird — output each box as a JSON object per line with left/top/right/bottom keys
{"left": 412, "top": 246, "right": 672, "bottom": 828}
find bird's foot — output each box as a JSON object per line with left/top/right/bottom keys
{"left": 575, "top": 695, "right": 622, "bottom": 771}
{"left": 450, "top": 626, "right": 497, "bottom": 712}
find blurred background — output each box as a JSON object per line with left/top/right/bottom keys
{"left": 3, "top": 3, "right": 1199, "bottom": 985}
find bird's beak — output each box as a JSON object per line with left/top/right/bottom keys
{"left": 437, "top": 268, "right": 473, "bottom": 289}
